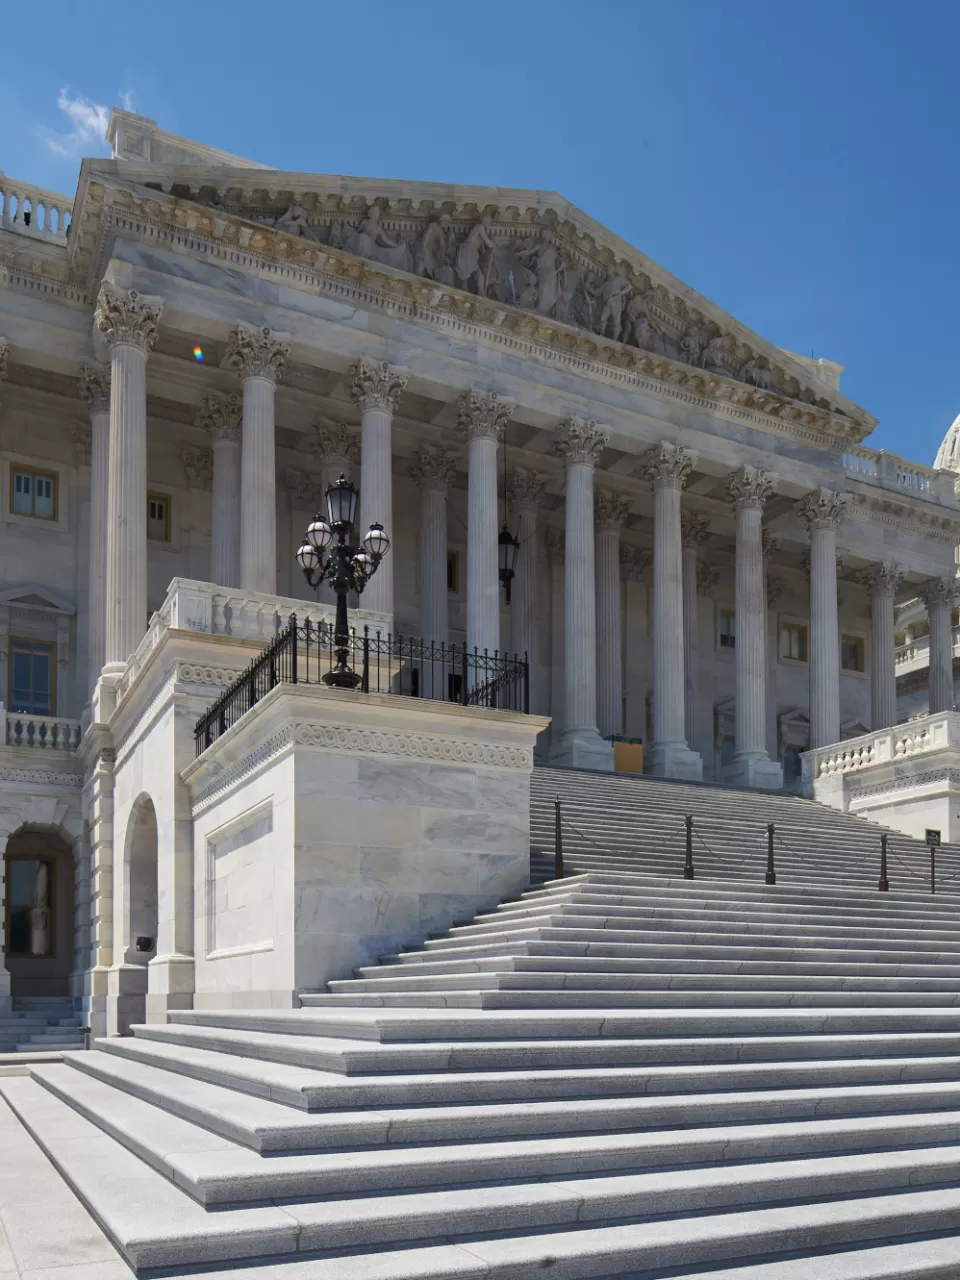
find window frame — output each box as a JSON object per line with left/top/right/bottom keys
{"left": 718, "top": 607, "right": 736, "bottom": 651}
{"left": 8, "top": 636, "right": 56, "bottom": 717}
{"left": 446, "top": 549, "right": 460, "bottom": 595}
{"left": 3, "top": 854, "right": 56, "bottom": 959}
{"left": 10, "top": 465, "right": 58, "bottom": 522}
{"left": 1, "top": 455, "right": 69, "bottom": 533}
{"left": 147, "top": 490, "right": 172, "bottom": 543}
{"left": 840, "top": 632, "right": 867, "bottom": 675}
{"left": 780, "top": 620, "right": 809, "bottom": 665}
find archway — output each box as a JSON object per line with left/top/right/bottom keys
{"left": 3, "top": 828, "right": 76, "bottom": 998}
{"left": 124, "top": 794, "right": 159, "bottom": 969}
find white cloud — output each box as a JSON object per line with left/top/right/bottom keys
{"left": 45, "top": 88, "right": 110, "bottom": 158}
{"left": 119, "top": 90, "right": 135, "bottom": 113}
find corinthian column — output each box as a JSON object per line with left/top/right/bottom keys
{"left": 509, "top": 469, "right": 545, "bottom": 710}
{"left": 550, "top": 418, "right": 614, "bottom": 770}
{"left": 726, "top": 466, "right": 783, "bottom": 788}
{"left": 411, "top": 447, "right": 456, "bottom": 645}
{"left": 859, "top": 563, "right": 903, "bottom": 729}
{"left": 642, "top": 442, "right": 703, "bottom": 780}
{"left": 311, "top": 421, "right": 360, "bottom": 607}
{"left": 680, "top": 511, "right": 710, "bottom": 752}
{"left": 224, "top": 323, "right": 289, "bottom": 595}
{"left": 198, "top": 393, "right": 242, "bottom": 588}
{"left": 95, "top": 285, "right": 163, "bottom": 674}
{"left": 798, "top": 487, "right": 848, "bottom": 748}
{"left": 920, "top": 575, "right": 958, "bottom": 713}
{"left": 79, "top": 363, "right": 111, "bottom": 688}
{"left": 596, "top": 490, "right": 629, "bottom": 739}
{"left": 349, "top": 358, "right": 408, "bottom": 619}
{"left": 457, "top": 390, "right": 513, "bottom": 658}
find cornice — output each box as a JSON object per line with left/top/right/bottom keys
{"left": 846, "top": 492, "right": 960, "bottom": 542}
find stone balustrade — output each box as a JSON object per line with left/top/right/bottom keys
{"left": 894, "top": 625, "right": 960, "bottom": 674}
{"left": 2, "top": 709, "right": 82, "bottom": 751}
{"left": 840, "top": 445, "right": 954, "bottom": 506}
{"left": 0, "top": 173, "right": 73, "bottom": 242}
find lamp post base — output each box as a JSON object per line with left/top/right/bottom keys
{"left": 323, "top": 668, "right": 362, "bottom": 690}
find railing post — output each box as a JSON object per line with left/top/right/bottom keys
{"left": 361, "top": 625, "right": 370, "bottom": 694}
{"left": 684, "top": 816, "right": 695, "bottom": 879}
{"left": 765, "top": 823, "right": 776, "bottom": 885}
{"left": 290, "top": 613, "right": 298, "bottom": 685}
{"left": 460, "top": 643, "right": 469, "bottom": 706}
{"left": 878, "top": 833, "right": 889, "bottom": 892}
{"left": 523, "top": 650, "right": 530, "bottom": 715}
{"left": 932, "top": 844, "right": 936, "bottom": 895}
{"left": 554, "top": 796, "right": 564, "bottom": 880}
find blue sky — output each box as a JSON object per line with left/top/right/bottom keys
{"left": 2, "top": 1, "right": 957, "bottom": 461}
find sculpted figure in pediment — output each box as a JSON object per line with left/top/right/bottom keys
{"left": 274, "top": 202, "right": 321, "bottom": 240}
{"left": 596, "top": 274, "right": 632, "bottom": 340}
{"left": 679, "top": 323, "right": 708, "bottom": 366}
{"left": 624, "top": 293, "right": 666, "bottom": 354}
{"left": 413, "top": 214, "right": 455, "bottom": 284}
{"left": 700, "top": 334, "right": 742, "bottom": 379}
{"left": 330, "top": 203, "right": 414, "bottom": 273}
{"left": 514, "top": 237, "right": 565, "bottom": 317}
{"left": 743, "top": 357, "right": 778, "bottom": 391}
{"left": 455, "top": 213, "right": 498, "bottom": 296}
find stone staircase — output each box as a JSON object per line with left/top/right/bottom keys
{"left": 0, "top": 997, "right": 85, "bottom": 1054}
{"left": 9, "top": 774, "right": 960, "bottom": 1275}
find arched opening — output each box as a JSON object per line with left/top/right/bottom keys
{"left": 125, "top": 794, "right": 159, "bottom": 968}
{"left": 3, "top": 828, "right": 76, "bottom": 998}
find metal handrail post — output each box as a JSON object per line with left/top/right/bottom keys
{"left": 765, "top": 823, "right": 776, "bottom": 885}
{"left": 554, "top": 796, "right": 564, "bottom": 880}
{"left": 684, "top": 816, "right": 695, "bottom": 879}
{"left": 878, "top": 833, "right": 889, "bottom": 892}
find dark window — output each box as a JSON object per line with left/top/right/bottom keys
{"left": 841, "top": 635, "right": 865, "bottom": 673}
{"left": 10, "top": 641, "right": 54, "bottom": 716}
{"left": 447, "top": 551, "right": 460, "bottom": 593}
{"left": 6, "top": 857, "right": 54, "bottom": 957}
{"left": 719, "top": 609, "right": 736, "bottom": 649}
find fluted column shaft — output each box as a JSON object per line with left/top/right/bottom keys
{"left": 80, "top": 366, "right": 110, "bottom": 687}
{"left": 734, "top": 501, "right": 767, "bottom": 757}
{"left": 212, "top": 432, "right": 242, "bottom": 588}
{"left": 681, "top": 513, "right": 709, "bottom": 751}
{"left": 457, "top": 391, "right": 512, "bottom": 658}
{"left": 923, "top": 577, "right": 957, "bottom": 713}
{"left": 799, "top": 488, "right": 847, "bottom": 749}
{"left": 510, "top": 470, "right": 544, "bottom": 711}
{"left": 596, "top": 492, "right": 628, "bottom": 740}
{"left": 95, "top": 288, "right": 163, "bottom": 671}
{"left": 412, "top": 448, "right": 455, "bottom": 646}
{"left": 350, "top": 360, "right": 408, "bottom": 619}
{"left": 862, "top": 564, "right": 902, "bottom": 729}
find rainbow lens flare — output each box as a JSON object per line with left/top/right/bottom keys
{"left": 192, "top": 346, "right": 204, "bottom": 361}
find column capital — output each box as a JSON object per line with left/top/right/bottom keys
{"left": 349, "top": 357, "right": 409, "bottom": 412}
{"left": 697, "top": 561, "right": 721, "bottom": 598}
{"left": 919, "top": 575, "right": 960, "bottom": 609}
{"left": 726, "top": 465, "right": 778, "bottom": 510}
{"left": 285, "top": 467, "right": 323, "bottom": 506}
{"left": 621, "top": 544, "right": 651, "bottom": 582}
{"left": 312, "top": 419, "right": 359, "bottom": 468}
{"left": 79, "top": 362, "right": 111, "bottom": 413}
{"left": 681, "top": 510, "right": 711, "bottom": 547}
{"left": 554, "top": 417, "right": 610, "bottom": 466}
{"left": 596, "top": 489, "right": 630, "bottom": 531}
{"left": 509, "top": 467, "right": 546, "bottom": 512}
{"left": 457, "top": 388, "right": 514, "bottom": 441}
{"left": 797, "top": 486, "right": 849, "bottom": 532}
{"left": 857, "top": 561, "right": 904, "bottom": 596}
{"left": 94, "top": 285, "right": 163, "bottom": 353}
{"left": 761, "top": 529, "right": 781, "bottom": 561}
{"left": 410, "top": 446, "right": 456, "bottom": 492}
{"left": 0, "top": 337, "right": 8, "bottom": 382}
{"left": 224, "top": 323, "right": 290, "bottom": 383}
{"left": 197, "top": 391, "right": 242, "bottom": 442}
{"left": 641, "top": 441, "right": 697, "bottom": 490}
{"left": 182, "top": 446, "right": 213, "bottom": 490}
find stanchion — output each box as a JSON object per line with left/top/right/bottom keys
{"left": 554, "top": 796, "right": 564, "bottom": 881}
{"left": 931, "top": 844, "right": 936, "bottom": 895}
{"left": 878, "top": 833, "right": 889, "bottom": 893}
{"left": 765, "top": 823, "right": 777, "bottom": 885}
{"left": 684, "top": 816, "right": 695, "bottom": 880}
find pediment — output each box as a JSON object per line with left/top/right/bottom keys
{"left": 0, "top": 584, "right": 75, "bottom": 615}
{"left": 69, "top": 158, "right": 874, "bottom": 443}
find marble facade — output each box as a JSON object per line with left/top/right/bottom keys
{"left": 2, "top": 108, "right": 960, "bottom": 1031}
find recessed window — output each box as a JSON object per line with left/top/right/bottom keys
{"left": 841, "top": 634, "right": 865, "bottom": 673}
{"left": 148, "top": 492, "right": 171, "bottom": 542}
{"left": 11, "top": 468, "right": 57, "bottom": 521}
{"left": 9, "top": 640, "right": 54, "bottom": 716}
{"left": 781, "top": 621, "right": 809, "bottom": 663}
{"left": 719, "top": 609, "right": 736, "bottom": 650}
{"left": 5, "top": 857, "right": 54, "bottom": 957}
{"left": 447, "top": 550, "right": 460, "bottom": 594}
{"left": 719, "top": 735, "right": 736, "bottom": 767}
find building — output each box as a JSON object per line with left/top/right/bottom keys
{"left": 0, "top": 108, "right": 958, "bottom": 1036}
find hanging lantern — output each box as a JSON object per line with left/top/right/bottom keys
{"left": 498, "top": 523, "right": 520, "bottom": 602}
{"left": 325, "top": 474, "right": 359, "bottom": 528}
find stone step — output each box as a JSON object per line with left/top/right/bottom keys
{"left": 31, "top": 1060, "right": 960, "bottom": 1207}
{"left": 111, "top": 1031, "right": 960, "bottom": 1111}
{"left": 301, "top": 988, "right": 960, "bottom": 1010}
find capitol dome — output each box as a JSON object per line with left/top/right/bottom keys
{"left": 935, "top": 412, "right": 960, "bottom": 471}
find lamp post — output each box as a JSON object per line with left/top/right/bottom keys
{"left": 297, "top": 474, "right": 390, "bottom": 688}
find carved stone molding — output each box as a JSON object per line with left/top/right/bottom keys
{"left": 312, "top": 420, "right": 359, "bottom": 468}
{"left": 919, "top": 575, "right": 960, "bottom": 610}
{"left": 293, "top": 720, "right": 532, "bottom": 770}
{"left": 223, "top": 322, "right": 290, "bottom": 383}
{"left": 456, "top": 389, "right": 514, "bottom": 442}
{"left": 192, "top": 727, "right": 294, "bottom": 811}
{"left": 857, "top": 562, "right": 904, "bottom": 597}
{"left": 285, "top": 467, "right": 323, "bottom": 506}
{"left": 681, "top": 511, "right": 711, "bottom": 547}
{"left": 726, "top": 464, "right": 778, "bottom": 510}
{"left": 198, "top": 391, "right": 242, "bottom": 442}
{"left": 766, "top": 576, "right": 785, "bottom": 609}
{"left": 177, "top": 662, "right": 245, "bottom": 687}
{"left": 71, "top": 425, "right": 92, "bottom": 467}
{"left": 555, "top": 417, "right": 610, "bottom": 466}
{"left": 410, "top": 446, "right": 456, "bottom": 492}
{"left": 797, "top": 486, "right": 849, "bottom": 532}
{"left": 182, "top": 446, "right": 213, "bottom": 489}
{"left": 348, "top": 357, "right": 408, "bottom": 412}
{"left": 641, "top": 441, "right": 697, "bottom": 490}
{"left": 596, "top": 490, "right": 630, "bottom": 530}
{"left": 94, "top": 285, "right": 163, "bottom": 352}
{"left": 621, "top": 544, "right": 652, "bottom": 582}
{"left": 509, "top": 467, "right": 546, "bottom": 511}
{"left": 78, "top": 362, "right": 110, "bottom": 413}
{"left": 697, "top": 561, "right": 721, "bottom": 597}
{"left": 761, "top": 530, "right": 781, "bottom": 561}
{"left": 0, "top": 767, "right": 83, "bottom": 790}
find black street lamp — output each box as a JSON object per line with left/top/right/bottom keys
{"left": 297, "top": 474, "right": 390, "bottom": 688}
{"left": 498, "top": 524, "right": 520, "bottom": 602}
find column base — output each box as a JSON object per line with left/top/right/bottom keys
{"left": 549, "top": 729, "right": 615, "bottom": 772}
{"left": 724, "top": 753, "right": 784, "bottom": 790}
{"left": 145, "top": 953, "right": 195, "bottom": 1024}
{"left": 649, "top": 741, "right": 703, "bottom": 781}
{"left": 105, "top": 962, "right": 148, "bottom": 1037}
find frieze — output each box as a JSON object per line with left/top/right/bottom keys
{"left": 191, "top": 726, "right": 295, "bottom": 812}
{"left": 177, "top": 663, "right": 246, "bottom": 687}
{"left": 293, "top": 722, "right": 532, "bottom": 770}
{"left": 0, "top": 767, "right": 83, "bottom": 789}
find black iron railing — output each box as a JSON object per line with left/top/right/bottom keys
{"left": 194, "top": 615, "right": 530, "bottom": 755}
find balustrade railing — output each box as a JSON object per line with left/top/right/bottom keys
{"left": 804, "top": 711, "right": 960, "bottom": 783}
{"left": 0, "top": 174, "right": 73, "bottom": 242}
{"left": 3, "top": 711, "right": 82, "bottom": 751}
{"left": 195, "top": 617, "right": 530, "bottom": 755}
{"left": 839, "top": 445, "right": 952, "bottom": 505}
